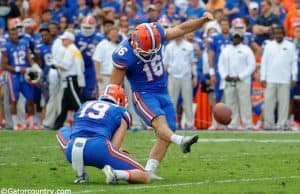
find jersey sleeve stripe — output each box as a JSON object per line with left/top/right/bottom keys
{"left": 106, "top": 140, "right": 144, "bottom": 170}
{"left": 113, "top": 61, "right": 127, "bottom": 69}
{"left": 132, "top": 92, "right": 156, "bottom": 122}
{"left": 56, "top": 132, "right": 68, "bottom": 152}
{"left": 122, "top": 111, "right": 132, "bottom": 128}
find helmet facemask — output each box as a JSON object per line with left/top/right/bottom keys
{"left": 80, "top": 16, "right": 96, "bottom": 37}
{"left": 133, "top": 43, "right": 161, "bottom": 63}
{"left": 131, "top": 23, "right": 162, "bottom": 63}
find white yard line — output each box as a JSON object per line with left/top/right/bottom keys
{"left": 197, "top": 138, "right": 300, "bottom": 143}
{"left": 176, "top": 130, "right": 300, "bottom": 134}
{"left": 72, "top": 175, "right": 300, "bottom": 194}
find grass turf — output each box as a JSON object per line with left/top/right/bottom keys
{"left": 1, "top": 130, "right": 300, "bottom": 193}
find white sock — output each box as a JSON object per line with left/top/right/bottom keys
{"left": 170, "top": 134, "right": 184, "bottom": 145}
{"left": 145, "top": 159, "right": 159, "bottom": 172}
{"left": 290, "top": 114, "right": 295, "bottom": 124}
{"left": 114, "top": 170, "right": 129, "bottom": 180}
{"left": 255, "top": 120, "right": 262, "bottom": 129}
{"left": 34, "top": 112, "right": 41, "bottom": 125}
{"left": 27, "top": 115, "right": 34, "bottom": 128}
{"left": 12, "top": 115, "right": 18, "bottom": 126}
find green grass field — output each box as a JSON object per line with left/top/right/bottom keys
{"left": 1, "top": 130, "right": 300, "bottom": 194}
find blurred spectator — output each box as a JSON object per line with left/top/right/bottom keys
{"left": 59, "top": 16, "right": 68, "bottom": 34}
{"left": 2, "top": 20, "right": 37, "bottom": 130}
{"left": 153, "top": 0, "right": 164, "bottom": 14}
{"left": 118, "top": 15, "right": 130, "bottom": 39}
{"left": 29, "top": 0, "right": 48, "bottom": 18}
{"left": 0, "top": 0, "right": 21, "bottom": 26}
{"left": 224, "top": 0, "right": 240, "bottom": 21}
{"left": 49, "top": 21, "right": 60, "bottom": 39}
{"left": 289, "top": 25, "right": 300, "bottom": 129}
{"left": 88, "top": 0, "right": 103, "bottom": 23}
{"left": 101, "top": 0, "right": 121, "bottom": 19}
{"left": 284, "top": 0, "right": 300, "bottom": 38}
{"left": 253, "top": 0, "right": 281, "bottom": 45}
{"left": 245, "top": 1, "right": 259, "bottom": 28}
{"left": 174, "top": 0, "right": 189, "bottom": 16}
{"left": 42, "top": 27, "right": 65, "bottom": 129}
{"left": 15, "top": 0, "right": 29, "bottom": 18}
{"left": 124, "top": 2, "right": 143, "bottom": 27}
{"left": 35, "top": 25, "right": 54, "bottom": 127}
{"left": 251, "top": 66, "right": 265, "bottom": 130}
{"left": 271, "top": 0, "right": 286, "bottom": 24}
{"left": 73, "top": 0, "right": 90, "bottom": 25}
{"left": 160, "top": 3, "right": 181, "bottom": 24}
{"left": 93, "top": 26, "right": 119, "bottom": 93}
{"left": 51, "top": 0, "right": 71, "bottom": 24}
{"left": 102, "top": 19, "right": 114, "bottom": 35}
{"left": 164, "top": 35, "right": 197, "bottom": 129}
{"left": 186, "top": 0, "right": 206, "bottom": 19}
{"left": 218, "top": 29, "right": 255, "bottom": 130}
{"left": 54, "top": 31, "right": 85, "bottom": 129}
{"left": 136, "top": 0, "right": 151, "bottom": 19}
{"left": 206, "top": 0, "right": 225, "bottom": 12}
{"left": 207, "top": 18, "right": 230, "bottom": 129}
{"left": 22, "top": 18, "right": 41, "bottom": 50}
{"left": 231, "top": 18, "right": 261, "bottom": 57}
{"left": 0, "top": 17, "right": 5, "bottom": 34}
{"left": 260, "top": 26, "right": 297, "bottom": 130}
{"left": 147, "top": 4, "right": 160, "bottom": 22}
{"left": 75, "top": 16, "right": 104, "bottom": 101}
{"left": 213, "top": 8, "right": 224, "bottom": 24}
{"left": 41, "top": 9, "right": 52, "bottom": 25}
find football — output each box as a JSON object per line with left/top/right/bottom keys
{"left": 212, "top": 103, "right": 232, "bottom": 125}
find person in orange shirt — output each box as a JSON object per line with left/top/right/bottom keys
{"left": 29, "top": 0, "right": 48, "bottom": 17}
{"left": 282, "top": 0, "right": 295, "bottom": 13}
{"left": 206, "top": 0, "right": 225, "bottom": 12}
{"left": 284, "top": 0, "right": 300, "bottom": 38}
{"left": 251, "top": 66, "right": 265, "bottom": 130}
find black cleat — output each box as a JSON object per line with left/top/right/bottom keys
{"left": 180, "top": 135, "right": 199, "bottom": 153}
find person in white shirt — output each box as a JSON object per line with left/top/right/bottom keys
{"left": 218, "top": 30, "right": 256, "bottom": 130}
{"left": 164, "top": 36, "right": 197, "bottom": 129}
{"left": 42, "top": 30, "right": 64, "bottom": 129}
{"left": 53, "top": 31, "right": 85, "bottom": 129}
{"left": 93, "top": 26, "right": 119, "bottom": 92}
{"left": 260, "top": 26, "right": 298, "bottom": 130}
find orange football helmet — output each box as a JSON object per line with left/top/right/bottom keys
{"left": 131, "top": 23, "right": 161, "bottom": 62}
{"left": 99, "top": 84, "right": 127, "bottom": 107}
{"left": 8, "top": 18, "right": 24, "bottom": 37}
{"left": 231, "top": 18, "right": 246, "bottom": 34}
{"left": 8, "top": 18, "right": 22, "bottom": 30}
{"left": 81, "top": 15, "right": 96, "bottom": 37}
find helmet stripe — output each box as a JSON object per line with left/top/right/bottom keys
{"left": 144, "top": 23, "right": 155, "bottom": 50}
{"left": 104, "top": 85, "right": 110, "bottom": 96}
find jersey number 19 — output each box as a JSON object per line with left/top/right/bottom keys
{"left": 78, "top": 101, "right": 110, "bottom": 119}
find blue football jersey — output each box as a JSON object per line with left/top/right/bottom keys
{"left": 3, "top": 39, "right": 30, "bottom": 68}
{"left": 71, "top": 100, "right": 132, "bottom": 140}
{"left": 75, "top": 32, "right": 104, "bottom": 67}
{"left": 112, "top": 22, "right": 167, "bottom": 93}
{"left": 243, "top": 32, "right": 256, "bottom": 47}
{"left": 35, "top": 43, "right": 53, "bottom": 67}
{"left": 208, "top": 33, "right": 231, "bottom": 68}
